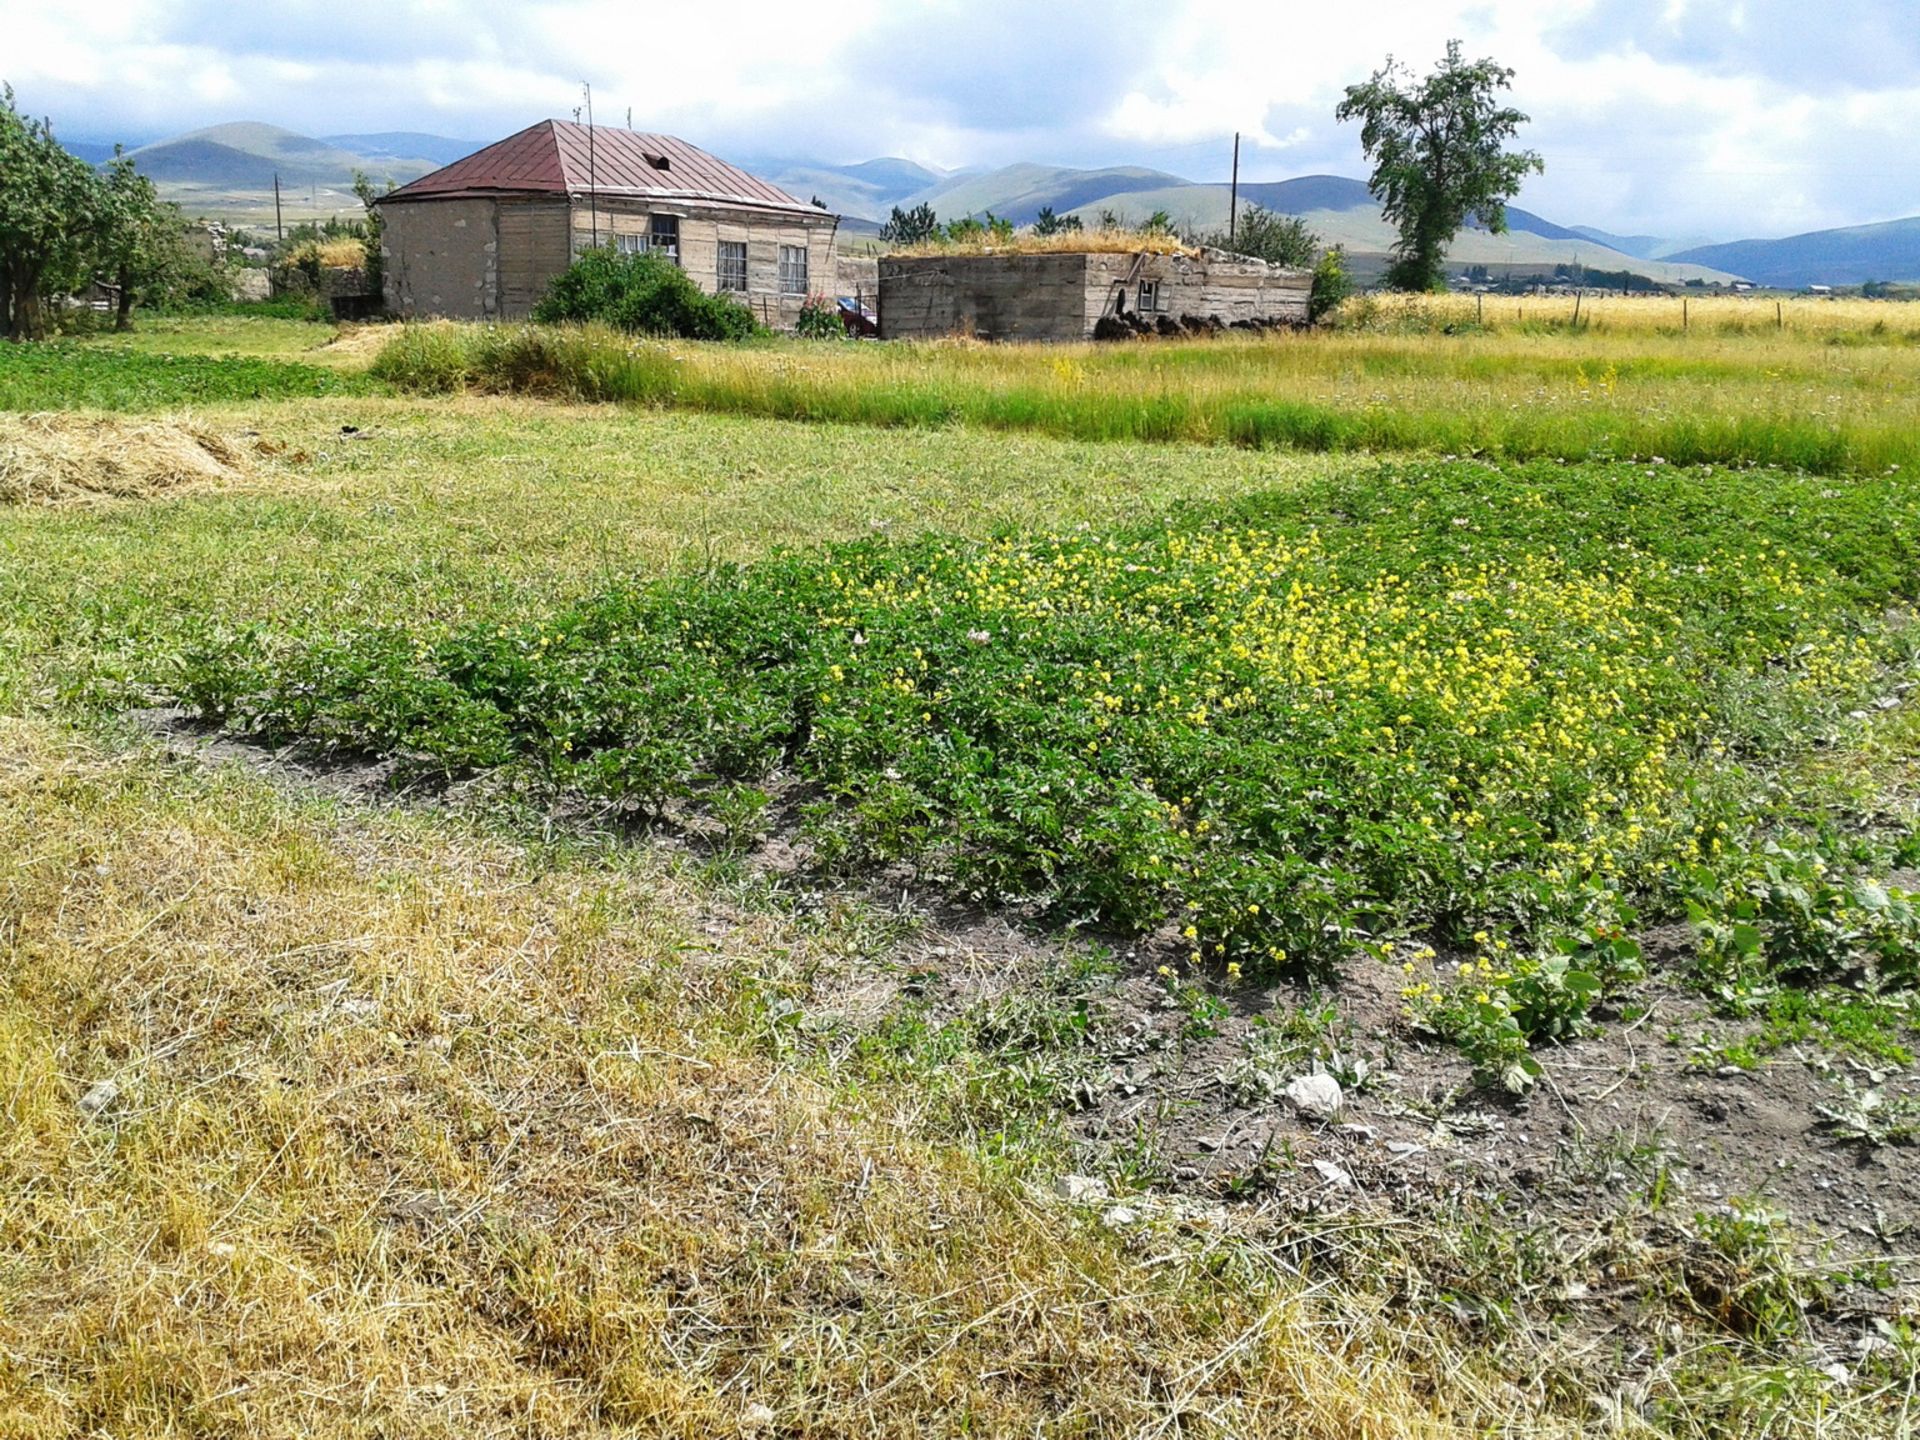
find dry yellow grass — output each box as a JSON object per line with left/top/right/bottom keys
{"left": 883, "top": 228, "right": 1197, "bottom": 259}
{"left": 0, "top": 413, "right": 249, "bottom": 506}
{"left": 0, "top": 717, "right": 1562, "bottom": 1439}
{"left": 284, "top": 237, "right": 370, "bottom": 270}
{"left": 1340, "top": 288, "right": 1920, "bottom": 338}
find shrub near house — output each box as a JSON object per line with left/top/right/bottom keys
{"left": 533, "top": 248, "right": 759, "bottom": 340}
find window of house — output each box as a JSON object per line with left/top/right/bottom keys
{"left": 1138, "top": 279, "right": 1161, "bottom": 312}
{"left": 778, "top": 244, "right": 809, "bottom": 295}
{"left": 613, "top": 232, "right": 645, "bottom": 254}
{"left": 648, "top": 214, "right": 680, "bottom": 264}
{"left": 717, "top": 240, "right": 748, "bottom": 293}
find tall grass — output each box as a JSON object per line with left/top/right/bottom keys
{"left": 372, "top": 318, "right": 1920, "bottom": 475}
{"left": 1340, "top": 289, "right": 1920, "bottom": 341}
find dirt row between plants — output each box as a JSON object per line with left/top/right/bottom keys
{"left": 132, "top": 706, "right": 1920, "bottom": 1382}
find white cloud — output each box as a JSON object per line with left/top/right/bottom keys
{"left": 2, "top": 0, "right": 1916, "bottom": 238}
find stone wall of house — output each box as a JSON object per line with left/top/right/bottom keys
{"left": 380, "top": 197, "right": 501, "bottom": 321}
{"left": 877, "top": 248, "right": 1311, "bottom": 342}
{"left": 381, "top": 193, "right": 843, "bottom": 328}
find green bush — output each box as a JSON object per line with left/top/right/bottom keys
{"left": 794, "top": 297, "right": 847, "bottom": 340}
{"left": 532, "top": 247, "right": 759, "bottom": 341}
{"left": 1201, "top": 205, "right": 1319, "bottom": 268}
{"left": 1309, "top": 247, "right": 1353, "bottom": 324}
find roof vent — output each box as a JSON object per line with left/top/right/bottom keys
{"left": 643, "top": 152, "right": 670, "bottom": 171}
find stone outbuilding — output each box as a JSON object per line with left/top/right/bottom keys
{"left": 877, "top": 247, "right": 1310, "bottom": 342}
{"left": 374, "top": 120, "right": 839, "bottom": 327}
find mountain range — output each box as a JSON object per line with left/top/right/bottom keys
{"left": 754, "top": 157, "right": 1920, "bottom": 288}
{"left": 74, "top": 121, "right": 1920, "bottom": 288}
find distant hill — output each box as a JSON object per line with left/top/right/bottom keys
{"left": 909, "top": 163, "right": 1191, "bottom": 226}
{"left": 750, "top": 155, "right": 947, "bottom": 221}
{"left": 61, "top": 139, "right": 126, "bottom": 166}
{"left": 927, "top": 173, "right": 1736, "bottom": 285}
{"left": 325, "top": 132, "right": 481, "bottom": 168}
{"left": 1667, "top": 216, "right": 1920, "bottom": 287}
{"left": 1569, "top": 225, "right": 1667, "bottom": 261}
{"left": 124, "top": 123, "right": 439, "bottom": 190}
{"left": 1568, "top": 226, "right": 1724, "bottom": 262}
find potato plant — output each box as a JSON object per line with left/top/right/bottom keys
{"left": 173, "top": 459, "right": 1920, "bottom": 1071}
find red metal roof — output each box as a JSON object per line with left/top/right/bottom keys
{"left": 380, "top": 120, "right": 821, "bottom": 215}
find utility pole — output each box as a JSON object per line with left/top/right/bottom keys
{"left": 273, "top": 172, "right": 283, "bottom": 242}
{"left": 583, "top": 81, "right": 598, "bottom": 248}
{"left": 1228, "top": 132, "right": 1240, "bottom": 245}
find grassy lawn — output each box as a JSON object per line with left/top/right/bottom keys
{"left": 4, "top": 314, "right": 1920, "bottom": 1436}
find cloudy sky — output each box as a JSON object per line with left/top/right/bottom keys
{"left": 6, "top": 0, "right": 1918, "bottom": 240}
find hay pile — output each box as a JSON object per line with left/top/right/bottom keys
{"left": 0, "top": 412, "right": 249, "bottom": 505}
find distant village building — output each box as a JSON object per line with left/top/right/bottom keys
{"left": 374, "top": 120, "right": 840, "bottom": 326}
{"left": 876, "top": 248, "right": 1310, "bottom": 342}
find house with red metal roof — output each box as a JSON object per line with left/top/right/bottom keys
{"left": 374, "top": 120, "right": 840, "bottom": 326}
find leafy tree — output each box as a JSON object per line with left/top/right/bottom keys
{"left": 880, "top": 202, "right": 939, "bottom": 246}
{"left": 1096, "top": 208, "right": 1121, "bottom": 231}
{"left": 1336, "top": 40, "right": 1543, "bottom": 292}
{"left": 533, "top": 247, "right": 758, "bottom": 340}
{"left": 0, "top": 86, "right": 102, "bottom": 339}
{"left": 1032, "top": 206, "right": 1083, "bottom": 237}
{"left": 1143, "top": 208, "right": 1175, "bottom": 236}
{"left": 943, "top": 216, "right": 985, "bottom": 243}
{"left": 1202, "top": 204, "right": 1319, "bottom": 267}
{"left": 96, "top": 150, "right": 194, "bottom": 330}
{"left": 352, "top": 169, "right": 393, "bottom": 294}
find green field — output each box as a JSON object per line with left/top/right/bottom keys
{"left": 4, "top": 313, "right": 1919, "bottom": 1438}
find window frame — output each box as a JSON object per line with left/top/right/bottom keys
{"left": 716, "top": 239, "right": 748, "bottom": 293}
{"left": 648, "top": 213, "right": 681, "bottom": 265}
{"left": 1137, "top": 279, "right": 1161, "bottom": 313}
{"left": 613, "top": 232, "right": 646, "bottom": 255}
{"left": 778, "top": 243, "right": 809, "bottom": 296}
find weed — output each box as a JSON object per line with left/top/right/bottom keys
{"left": 1815, "top": 1077, "right": 1920, "bottom": 1146}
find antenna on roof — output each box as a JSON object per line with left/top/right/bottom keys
{"left": 582, "top": 82, "right": 597, "bottom": 248}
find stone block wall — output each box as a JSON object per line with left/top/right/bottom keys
{"left": 878, "top": 248, "right": 1311, "bottom": 342}
{"left": 381, "top": 198, "right": 501, "bottom": 321}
